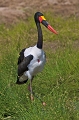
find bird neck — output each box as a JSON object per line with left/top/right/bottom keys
{"left": 36, "top": 22, "right": 43, "bottom": 49}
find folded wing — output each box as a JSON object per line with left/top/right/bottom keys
{"left": 18, "top": 55, "right": 33, "bottom": 76}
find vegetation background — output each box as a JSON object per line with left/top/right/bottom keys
{"left": 0, "top": 0, "right": 79, "bottom": 119}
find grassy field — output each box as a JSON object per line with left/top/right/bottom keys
{"left": 0, "top": 12, "right": 79, "bottom": 120}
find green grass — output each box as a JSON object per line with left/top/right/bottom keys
{"left": 0, "top": 13, "right": 79, "bottom": 120}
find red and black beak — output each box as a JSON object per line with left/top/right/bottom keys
{"left": 39, "top": 16, "right": 58, "bottom": 34}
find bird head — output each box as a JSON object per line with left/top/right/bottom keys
{"left": 34, "top": 12, "right": 58, "bottom": 34}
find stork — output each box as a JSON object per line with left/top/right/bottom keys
{"left": 16, "top": 12, "right": 57, "bottom": 100}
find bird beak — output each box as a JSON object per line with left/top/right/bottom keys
{"left": 39, "top": 16, "right": 58, "bottom": 34}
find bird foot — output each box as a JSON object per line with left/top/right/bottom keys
{"left": 30, "top": 94, "right": 34, "bottom": 101}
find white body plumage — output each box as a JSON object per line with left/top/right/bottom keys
{"left": 19, "top": 45, "right": 46, "bottom": 82}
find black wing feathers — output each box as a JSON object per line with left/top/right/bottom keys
{"left": 18, "top": 55, "right": 33, "bottom": 76}
{"left": 18, "top": 48, "right": 26, "bottom": 65}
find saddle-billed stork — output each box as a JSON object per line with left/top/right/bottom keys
{"left": 16, "top": 12, "right": 57, "bottom": 100}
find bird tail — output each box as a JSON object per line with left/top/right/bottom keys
{"left": 16, "top": 75, "right": 28, "bottom": 85}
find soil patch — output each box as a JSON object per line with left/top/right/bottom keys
{"left": 0, "top": 0, "right": 79, "bottom": 24}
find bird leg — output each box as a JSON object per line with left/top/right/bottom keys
{"left": 29, "top": 79, "right": 34, "bottom": 101}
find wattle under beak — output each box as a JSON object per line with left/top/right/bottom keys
{"left": 39, "top": 16, "right": 58, "bottom": 34}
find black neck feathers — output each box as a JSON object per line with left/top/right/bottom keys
{"left": 36, "top": 22, "right": 43, "bottom": 49}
